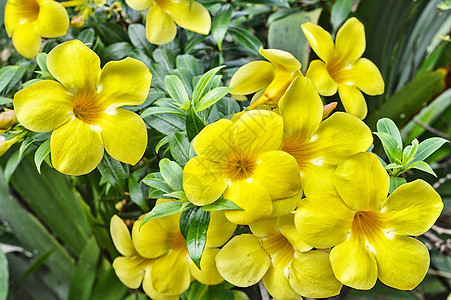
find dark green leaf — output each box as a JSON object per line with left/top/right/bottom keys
{"left": 153, "top": 48, "right": 175, "bottom": 72}
{"left": 12, "top": 248, "right": 54, "bottom": 291}
{"left": 34, "top": 139, "right": 51, "bottom": 174}
{"left": 128, "top": 23, "right": 153, "bottom": 55}
{"left": 179, "top": 207, "right": 198, "bottom": 240}
{"left": 97, "top": 152, "right": 126, "bottom": 194}
{"left": 144, "top": 113, "right": 185, "bottom": 135}
{"left": 191, "top": 66, "right": 225, "bottom": 105}
{"left": 142, "top": 172, "right": 173, "bottom": 194}
{"left": 78, "top": 28, "right": 95, "bottom": 44}
{"left": 95, "top": 23, "right": 130, "bottom": 44}
{"left": 196, "top": 87, "right": 234, "bottom": 112}
{"left": 91, "top": 266, "right": 128, "bottom": 300}
{"left": 414, "top": 137, "right": 449, "bottom": 162}
{"left": 141, "top": 106, "right": 186, "bottom": 118}
{"left": 105, "top": 42, "right": 133, "bottom": 60}
{"left": 186, "top": 106, "right": 205, "bottom": 141}
{"left": 211, "top": 5, "right": 233, "bottom": 51}
{"left": 159, "top": 158, "right": 183, "bottom": 190}
{"left": 168, "top": 132, "right": 190, "bottom": 166}
{"left": 331, "top": 0, "right": 353, "bottom": 31}
{"left": 18, "top": 135, "right": 35, "bottom": 162}
{"left": 201, "top": 197, "right": 243, "bottom": 211}
{"left": 373, "top": 132, "right": 402, "bottom": 163}
{"left": 0, "top": 66, "right": 25, "bottom": 94}
{"left": 0, "top": 249, "right": 8, "bottom": 300}
{"left": 128, "top": 176, "right": 149, "bottom": 211}
{"left": 141, "top": 201, "right": 194, "bottom": 227}
{"left": 228, "top": 26, "right": 263, "bottom": 57}
{"left": 165, "top": 75, "right": 189, "bottom": 106}
{"left": 376, "top": 118, "right": 403, "bottom": 149}
{"left": 4, "top": 149, "right": 20, "bottom": 184}
{"left": 186, "top": 208, "right": 210, "bottom": 269}
{"left": 406, "top": 161, "right": 436, "bottom": 177}
{"left": 176, "top": 54, "right": 200, "bottom": 76}
{"left": 155, "top": 136, "right": 169, "bottom": 153}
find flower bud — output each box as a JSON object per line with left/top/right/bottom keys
{"left": 0, "top": 110, "right": 18, "bottom": 133}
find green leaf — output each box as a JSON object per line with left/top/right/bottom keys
{"left": 201, "top": 197, "right": 243, "bottom": 212}
{"left": 128, "top": 23, "right": 153, "bottom": 55}
{"left": 211, "top": 5, "right": 233, "bottom": 51}
{"left": 97, "top": 152, "right": 126, "bottom": 194}
{"left": 78, "top": 28, "right": 95, "bottom": 44}
{"left": 163, "top": 190, "right": 188, "bottom": 201}
{"left": 12, "top": 247, "right": 54, "bottom": 291}
{"left": 159, "top": 158, "right": 183, "bottom": 191}
{"left": 186, "top": 208, "right": 210, "bottom": 269}
{"left": 413, "top": 137, "right": 449, "bottom": 162}
{"left": 95, "top": 23, "right": 129, "bottom": 44}
{"left": 90, "top": 266, "right": 128, "bottom": 300}
{"left": 128, "top": 175, "right": 149, "bottom": 211}
{"left": 0, "top": 248, "right": 8, "bottom": 300}
{"left": 196, "top": 87, "right": 234, "bottom": 112}
{"left": 142, "top": 172, "right": 173, "bottom": 194}
{"left": 331, "top": 0, "right": 353, "bottom": 31}
{"left": 406, "top": 161, "right": 437, "bottom": 176}
{"left": 68, "top": 237, "right": 100, "bottom": 300}
{"left": 389, "top": 176, "right": 406, "bottom": 194}
{"left": 4, "top": 150, "right": 20, "bottom": 184}
{"left": 153, "top": 48, "right": 175, "bottom": 72}
{"left": 168, "top": 132, "right": 190, "bottom": 166}
{"left": 402, "top": 139, "right": 419, "bottom": 165}
{"left": 144, "top": 113, "right": 185, "bottom": 135}
{"left": 141, "top": 201, "right": 194, "bottom": 227}
{"left": 176, "top": 54, "right": 200, "bottom": 76}
{"left": 155, "top": 136, "right": 169, "bottom": 153}
{"left": 34, "top": 139, "right": 51, "bottom": 174}
{"left": 0, "top": 66, "right": 24, "bottom": 94}
{"left": 385, "top": 163, "right": 403, "bottom": 170}
{"left": 228, "top": 26, "right": 263, "bottom": 57}
{"left": 165, "top": 75, "right": 189, "bottom": 106}
{"left": 376, "top": 118, "right": 403, "bottom": 149}
{"left": 373, "top": 132, "right": 402, "bottom": 163}
{"left": 36, "top": 53, "right": 50, "bottom": 74}
{"left": 18, "top": 135, "right": 35, "bottom": 162}
{"left": 141, "top": 106, "right": 186, "bottom": 118}
{"left": 0, "top": 97, "right": 13, "bottom": 106}
{"left": 179, "top": 207, "right": 197, "bottom": 240}
{"left": 105, "top": 42, "right": 133, "bottom": 61}
{"left": 186, "top": 106, "right": 205, "bottom": 141}
{"left": 191, "top": 66, "right": 225, "bottom": 105}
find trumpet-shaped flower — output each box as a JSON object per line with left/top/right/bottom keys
{"left": 302, "top": 18, "right": 384, "bottom": 119}
{"left": 13, "top": 39, "right": 151, "bottom": 175}
{"left": 279, "top": 76, "right": 373, "bottom": 196}
{"left": 295, "top": 152, "right": 443, "bottom": 290}
{"left": 229, "top": 48, "right": 302, "bottom": 109}
{"left": 215, "top": 215, "right": 342, "bottom": 299}
{"left": 183, "top": 110, "right": 301, "bottom": 224}
{"left": 5, "top": 0, "right": 69, "bottom": 58}
{"left": 125, "top": 0, "right": 211, "bottom": 45}
{"left": 111, "top": 200, "right": 236, "bottom": 298}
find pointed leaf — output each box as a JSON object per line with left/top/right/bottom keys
{"left": 141, "top": 201, "right": 194, "bottom": 227}
{"left": 186, "top": 208, "right": 210, "bottom": 269}
{"left": 97, "top": 152, "right": 126, "bottom": 194}
{"left": 34, "top": 139, "right": 51, "bottom": 174}
{"left": 414, "top": 137, "right": 449, "bottom": 162}
{"left": 165, "top": 75, "right": 189, "bottom": 106}
{"left": 377, "top": 118, "right": 403, "bottom": 149}
{"left": 196, "top": 87, "right": 234, "bottom": 112}
{"left": 168, "top": 132, "right": 190, "bottom": 166}
{"left": 211, "top": 5, "right": 233, "bottom": 51}
{"left": 186, "top": 106, "right": 205, "bottom": 141}
{"left": 373, "top": 132, "right": 403, "bottom": 163}
{"left": 389, "top": 176, "right": 406, "bottom": 194}
{"left": 192, "top": 66, "right": 225, "bottom": 105}
{"left": 159, "top": 158, "right": 183, "bottom": 190}
{"left": 201, "top": 197, "right": 243, "bottom": 211}
{"left": 406, "top": 161, "right": 437, "bottom": 177}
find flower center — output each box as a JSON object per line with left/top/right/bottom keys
{"left": 224, "top": 154, "right": 256, "bottom": 181}
{"left": 282, "top": 136, "right": 318, "bottom": 169}
{"left": 154, "top": 0, "right": 177, "bottom": 11}
{"left": 351, "top": 211, "right": 384, "bottom": 244}
{"left": 18, "top": 0, "right": 40, "bottom": 22}
{"left": 326, "top": 56, "right": 355, "bottom": 85}
{"left": 72, "top": 90, "right": 103, "bottom": 124}
{"left": 261, "top": 234, "right": 294, "bottom": 269}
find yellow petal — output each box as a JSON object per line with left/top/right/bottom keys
{"left": 349, "top": 58, "right": 384, "bottom": 95}
{"left": 215, "top": 234, "right": 271, "bottom": 286}
{"left": 12, "top": 21, "right": 41, "bottom": 58}
{"left": 47, "top": 40, "right": 101, "bottom": 94}
{"left": 305, "top": 60, "right": 338, "bottom": 96}
{"left": 335, "top": 152, "right": 389, "bottom": 211}
{"left": 132, "top": 219, "right": 171, "bottom": 259}
{"left": 97, "top": 108, "right": 147, "bottom": 165}
{"left": 13, "top": 80, "right": 73, "bottom": 132}
{"left": 249, "top": 217, "right": 279, "bottom": 238}
{"left": 381, "top": 180, "right": 443, "bottom": 236}
{"left": 229, "top": 61, "right": 274, "bottom": 96}
{"left": 263, "top": 264, "right": 300, "bottom": 300}
{"left": 183, "top": 156, "right": 228, "bottom": 206}
{"left": 112, "top": 256, "right": 150, "bottom": 289}
{"left": 154, "top": 201, "right": 182, "bottom": 234}
{"left": 232, "top": 110, "right": 283, "bottom": 156}
{"left": 276, "top": 214, "right": 312, "bottom": 252}
{"left": 151, "top": 247, "right": 191, "bottom": 295}
{"left": 50, "top": 118, "right": 104, "bottom": 175}
{"left": 270, "top": 193, "right": 301, "bottom": 218}
{"left": 142, "top": 269, "right": 180, "bottom": 300}
{"left": 373, "top": 235, "right": 429, "bottom": 290}
{"left": 224, "top": 180, "right": 273, "bottom": 224}
{"left": 330, "top": 235, "right": 378, "bottom": 290}
{"left": 189, "top": 247, "right": 223, "bottom": 285}
{"left": 301, "top": 22, "right": 335, "bottom": 62}
{"left": 125, "top": 0, "right": 153, "bottom": 10}
{"left": 192, "top": 118, "right": 234, "bottom": 162}
{"left": 169, "top": 0, "right": 211, "bottom": 35}
{"left": 335, "top": 17, "right": 366, "bottom": 64}
{"left": 290, "top": 251, "right": 342, "bottom": 298}
{"left": 295, "top": 194, "right": 354, "bottom": 248}
{"left": 279, "top": 76, "right": 323, "bottom": 139}
{"left": 110, "top": 215, "right": 136, "bottom": 257}
{"left": 36, "top": 0, "right": 69, "bottom": 37}
{"left": 146, "top": 6, "right": 177, "bottom": 45}
{"left": 97, "top": 57, "right": 152, "bottom": 107}
{"left": 259, "top": 48, "right": 302, "bottom": 73}
{"left": 206, "top": 211, "right": 237, "bottom": 248}
{"left": 253, "top": 150, "right": 300, "bottom": 200}
{"left": 4, "top": 0, "right": 21, "bottom": 36}
{"left": 337, "top": 84, "right": 367, "bottom": 119}
{"left": 301, "top": 162, "right": 338, "bottom": 196}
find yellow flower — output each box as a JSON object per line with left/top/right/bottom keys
{"left": 295, "top": 152, "right": 443, "bottom": 290}
{"left": 302, "top": 17, "right": 384, "bottom": 119}
{"left": 279, "top": 76, "right": 373, "bottom": 196}
{"left": 0, "top": 135, "right": 21, "bottom": 157}
{"left": 215, "top": 215, "right": 342, "bottom": 299}
{"left": 183, "top": 109, "right": 301, "bottom": 224}
{"left": 0, "top": 110, "right": 18, "bottom": 134}
{"left": 125, "top": 0, "right": 211, "bottom": 45}
{"left": 13, "top": 39, "right": 151, "bottom": 175}
{"left": 229, "top": 48, "right": 302, "bottom": 109}
{"left": 111, "top": 200, "right": 236, "bottom": 298}
{"left": 5, "top": 0, "right": 69, "bottom": 58}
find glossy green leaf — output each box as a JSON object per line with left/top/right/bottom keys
{"left": 105, "top": 42, "right": 133, "bottom": 61}
{"left": 128, "top": 23, "right": 153, "bottom": 55}
{"left": 141, "top": 201, "right": 194, "bottom": 227}
{"left": 163, "top": 190, "right": 188, "bottom": 201}
{"left": 142, "top": 172, "right": 173, "bottom": 194}
{"left": 0, "top": 248, "right": 8, "bottom": 300}
{"left": 155, "top": 136, "right": 169, "bottom": 153}
{"left": 406, "top": 160, "right": 436, "bottom": 177}
{"left": 186, "top": 106, "right": 205, "bottom": 141}
{"left": 159, "top": 158, "right": 183, "bottom": 191}
{"left": 228, "top": 26, "right": 263, "bottom": 57}
{"left": 36, "top": 53, "right": 50, "bottom": 75}
{"left": 389, "top": 176, "right": 406, "bottom": 194}
{"left": 186, "top": 208, "right": 210, "bottom": 269}
{"left": 168, "top": 132, "right": 190, "bottom": 166}
{"left": 402, "top": 139, "right": 418, "bottom": 165}
{"left": 331, "top": 0, "right": 353, "bottom": 31}
{"left": 373, "top": 132, "right": 402, "bottom": 163}
{"left": 413, "top": 137, "right": 449, "bottom": 162}
{"left": 141, "top": 106, "right": 186, "bottom": 118}
{"left": 376, "top": 118, "right": 403, "bottom": 149}
{"left": 95, "top": 23, "right": 129, "bottom": 44}
{"left": 211, "top": 5, "right": 233, "bottom": 51}
{"left": 176, "top": 54, "right": 200, "bottom": 76}
{"left": 144, "top": 113, "right": 185, "bottom": 135}
{"left": 18, "top": 135, "right": 35, "bottom": 162}
{"left": 201, "top": 197, "right": 243, "bottom": 212}
{"left": 153, "top": 48, "right": 175, "bottom": 72}
{"left": 191, "top": 66, "right": 225, "bottom": 105}
{"left": 196, "top": 87, "right": 234, "bottom": 112}
{"left": 165, "top": 75, "right": 189, "bottom": 106}
{"left": 97, "top": 152, "right": 126, "bottom": 194}
{"left": 91, "top": 266, "right": 128, "bottom": 300}
{"left": 77, "top": 28, "right": 95, "bottom": 45}
{"left": 128, "top": 175, "right": 149, "bottom": 211}
{"left": 0, "top": 66, "right": 26, "bottom": 94}
{"left": 4, "top": 150, "right": 20, "bottom": 184}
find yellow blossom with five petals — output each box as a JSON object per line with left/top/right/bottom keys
{"left": 295, "top": 152, "right": 443, "bottom": 290}
{"left": 125, "top": 0, "right": 211, "bottom": 45}
{"left": 5, "top": 0, "right": 69, "bottom": 58}
{"left": 13, "top": 39, "right": 151, "bottom": 175}
{"left": 183, "top": 109, "right": 301, "bottom": 224}
{"left": 302, "top": 17, "right": 384, "bottom": 119}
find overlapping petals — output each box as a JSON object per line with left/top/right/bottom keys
{"left": 5, "top": 0, "right": 69, "bottom": 58}
{"left": 125, "top": 0, "right": 210, "bottom": 44}
{"left": 295, "top": 152, "right": 443, "bottom": 290}
{"left": 183, "top": 109, "right": 301, "bottom": 224}
{"left": 13, "top": 39, "right": 152, "bottom": 175}
{"left": 302, "top": 17, "right": 384, "bottom": 119}
{"left": 279, "top": 76, "right": 373, "bottom": 196}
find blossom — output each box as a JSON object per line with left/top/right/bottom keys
{"left": 229, "top": 48, "right": 302, "bottom": 109}
{"left": 111, "top": 200, "right": 236, "bottom": 298}
{"left": 279, "top": 76, "right": 373, "bottom": 196}
{"left": 13, "top": 39, "right": 151, "bottom": 175}
{"left": 125, "top": 0, "right": 211, "bottom": 45}
{"left": 215, "top": 215, "right": 342, "bottom": 299}
{"left": 302, "top": 17, "right": 384, "bottom": 119}
{"left": 183, "top": 109, "right": 301, "bottom": 224}
{"left": 295, "top": 152, "right": 443, "bottom": 290}
{"left": 5, "top": 0, "right": 69, "bottom": 58}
